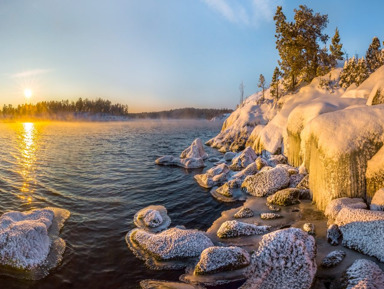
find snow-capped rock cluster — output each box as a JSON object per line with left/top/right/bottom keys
{"left": 341, "top": 259, "right": 384, "bottom": 289}
{"left": 133, "top": 205, "right": 171, "bottom": 232}
{"left": 194, "top": 163, "right": 230, "bottom": 188}
{"left": 266, "top": 188, "right": 301, "bottom": 206}
{"left": 217, "top": 220, "right": 270, "bottom": 238}
{"left": 229, "top": 147, "right": 257, "bottom": 171}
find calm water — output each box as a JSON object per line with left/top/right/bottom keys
{"left": 0, "top": 120, "right": 238, "bottom": 289}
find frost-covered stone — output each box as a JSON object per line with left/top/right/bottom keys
{"left": 266, "top": 188, "right": 301, "bottom": 206}
{"left": 260, "top": 213, "right": 282, "bottom": 220}
{"left": 335, "top": 207, "right": 384, "bottom": 262}
{"left": 267, "top": 203, "right": 281, "bottom": 212}
{"left": 217, "top": 220, "right": 270, "bottom": 238}
{"left": 233, "top": 162, "right": 258, "bottom": 182}
{"left": 140, "top": 280, "right": 205, "bottom": 289}
{"left": 224, "top": 152, "right": 236, "bottom": 161}
{"left": 194, "top": 246, "right": 250, "bottom": 275}
{"left": 0, "top": 207, "right": 70, "bottom": 272}
{"left": 128, "top": 227, "right": 213, "bottom": 261}
{"left": 303, "top": 223, "right": 315, "bottom": 235}
{"left": 230, "top": 147, "right": 257, "bottom": 171}
{"left": 194, "top": 163, "right": 230, "bottom": 188}
{"left": 289, "top": 174, "right": 306, "bottom": 188}
{"left": 267, "top": 154, "right": 287, "bottom": 167}
{"left": 324, "top": 198, "right": 367, "bottom": 221}
{"left": 327, "top": 224, "right": 341, "bottom": 246}
{"left": 180, "top": 138, "right": 208, "bottom": 160}
{"left": 371, "top": 188, "right": 384, "bottom": 211}
{"left": 341, "top": 259, "right": 384, "bottom": 289}
{"left": 134, "top": 205, "right": 171, "bottom": 232}
{"left": 155, "top": 155, "right": 205, "bottom": 169}
{"left": 255, "top": 157, "right": 268, "bottom": 171}
{"left": 297, "top": 174, "right": 309, "bottom": 189}
{"left": 234, "top": 208, "right": 254, "bottom": 219}
{"left": 321, "top": 250, "right": 346, "bottom": 268}
{"left": 241, "top": 228, "right": 317, "bottom": 289}
{"left": 242, "top": 167, "right": 290, "bottom": 197}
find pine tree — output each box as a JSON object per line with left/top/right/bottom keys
{"left": 339, "top": 57, "right": 356, "bottom": 88}
{"left": 366, "top": 37, "right": 383, "bottom": 73}
{"left": 329, "top": 27, "right": 344, "bottom": 66}
{"left": 270, "top": 67, "right": 281, "bottom": 100}
{"left": 356, "top": 57, "right": 369, "bottom": 86}
{"left": 258, "top": 74, "right": 266, "bottom": 101}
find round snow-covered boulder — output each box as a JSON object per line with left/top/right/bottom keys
{"left": 194, "top": 246, "right": 250, "bottom": 275}
{"left": 230, "top": 147, "right": 258, "bottom": 171}
{"left": 234, "top": 207, "right": 254, "bottom": 219}
{"left": 217, "top": 220, "right": 270, "bottom": 238}
{"left": 371, "top": 188, "right": 384, "bottom": 211}
{"left": 327, "top": 224, "right": 341, "bottom": 246}
{"left": 180, "top": 138, "right": 208, "bottom": 159}
{"left": 266, "top": 188, "right": 301, "bottom": 206}
{"left": 133, "top": 205, "right": 171, "bottom": 232}
{"left": 324, "top": 198, "right": 367, "bottom": 221}
{"left": 321, "top": 250, "right": 346, "bottom": 268}
{"left": 341, "top": 259, "right": 384, "bottom": 289}
{"left": 242, "top": 166, "right": 290, "bottom": 197}
{"left": 240, "top": 228, "right": 317, "bottom": 289}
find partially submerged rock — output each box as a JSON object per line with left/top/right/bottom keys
{"left": 230, "top": 147, "right": 257, "bottom": 171}
{"left": 324, "top": 198, "right": 367, "bottom": 222}
{"left": 371, "top": 188, "right": 384, "bottom": 211}
{"left": 241, "top": 228, "right": 317, "bottom": 289}
{"left": 234, "top": 208, "right": 254, "bottom": 219}
{"left": 180, "top": 138, "right": 208, "bottom": 160}
{"left": 217, "top": 221, "right": 270, "bottom": 238}
{"left": 194, "top": 246, "right": 250, "bottom": 275}
{"left": 155, "top": 155, "right": 206, "bottom": 169}
{"left": 266, "top": 188, "right": 301, "bottom": 206}
{"left": 194, "top": 163, "right": 230, "bottom": 188}
{"left": 321, "top": 250, "right": 346, "bottom": 268}
{"left": 242, "top": 166, "right": 290, "bottom": 197}
{"left": 260, "top": 213, "right": 282, "bottom": 220}
{"left": 0, "top": 207, "right": 70, "bottom": 280}
{"left": 341, "top": 259, "right": 384, "bottom": 289}
{"left": 327, "top": 224, "right": 341, "bottom": 246}
{"left": 133, "top": 205, "right": 171, "bottom": 232}
{"left": 303, "top": 223, "right": 315, "bottom": 235}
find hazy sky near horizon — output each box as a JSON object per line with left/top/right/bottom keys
{"left": 1, "top": 0, "right": 384, "bottom": 112}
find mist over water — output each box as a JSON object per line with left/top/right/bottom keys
{"left": 0, "top": 120, "right": 239, "bottom": 289}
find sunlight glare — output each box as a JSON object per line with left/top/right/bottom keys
{"left": 24, "top": 88, "right": 32, "bottom": 100}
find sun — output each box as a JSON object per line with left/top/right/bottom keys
{"left": 24, "top": 88, "right": 32, "bottom": 100}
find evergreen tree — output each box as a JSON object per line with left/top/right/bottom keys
{"left": 366, "top": 37, "right": 383, "bottom": 73}
{"left": 270, "top": 67, "right": 281, "bottom": 100}
{"left": 258, "top": 74, "right": 266, "bottom": 101}
{"left": 329, "top": 27, "right": 344, "bottom": 66}
{"left": 356, "top": 57, "right": 369, "bottom": 86}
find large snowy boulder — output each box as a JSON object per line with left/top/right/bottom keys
{"left": 194, "top": 163, "right": 230, "bottom": 188}
{"left": 194, "top": 246, "right": 250, "bottom": 275}
{"left": 324, "top": 198, "right": 367, "bottom": 222}
{"left": 127, "top": 227, "right": 213, "bottom": 262}
{"left": 155, "top": 155, "right": 205, "bottom": 169}
{"left": 217, "top": 220, "right": 270, "bottom": 238}
{"left": 301, "top": 105, "right": 384, "bottom": 210}
{"left": 266, "top": 188, "right": 301, "bottom": 206}
{"left": 366, "top": 146, "right": 384, "bottom": 200}
{"left": 341, "top": 259, "right": 384, "bottom": 289}
{"left": 180, "top": 138, "right": 208, "bottom": 160}
{"left": 0, "top": 207, "right": 70, "bottom": 276}
{"left": 242, "top": 166, "right": 290, "bottom": 197}
{"left": 133, "top": 205, "right": 171, "bottom": 232}
{"left": 230, "top": 147, "right": 257, "bottom": 171}
{"left": 371, "top": 188, "right": 384, "bottom": 211}
{"left": 240, "top": 228, "right": 317, "bottom": 289}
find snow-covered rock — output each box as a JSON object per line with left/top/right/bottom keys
{"left": 240, "top": 228, "right": 317, "bottom": 289}
{"left": 217, "top": 221, "right": 270, "bottom": 238}
{"left": 194, "top": 163, "right": 230, "bottom": 188}
{"left": 366, "top": 146, "right": 384, "bottom": 200}
{"left": 242, "top": 166, "right": 290, "bottom": 197}
{"left": 303, "top": 223, "right": 315, "bottom": 235}
{"left": 324, "top": 198, "right": 367, "bottom": 222}
{"left": 260, "top": 213, "right": 282, "bottom": 220}
{"left": 327, "top": 224, "right": 341, "bottom": 246}
{"left": 341, "top": 259, "right": 384, "bottom": 289}
{"left": 234, "top": 208, "right": 254, "bottom": 219}
{"left": 267, "top": 154, "right": 288, "bottom": 167}
{"left": 321, "top": 250, "right": 346, "bottom": 268}
{"left": 155, "top": 155, "right": 206, "bottom": 169}
{"left": 224, "top": 152, "right": 236, "bottom": 161}
{"left": 194, "top": 246, "right": 250, "bottom": 275}
{"left": 133, "top": 205, "right": 171, "bottom": 232}
{"left": 255, "top": 157, "right": 268, "bottom": 170}
{"left": 180, "top": 138, "right": 208, "bottom": 160}
{"left": 232, "top": 162, "right": 258, "bottom": 181}
{"left": 266, "top": 188, "right": 301, "bottom": 206}
{"left": 296, "top": 174, "right": 309, "bottom": 189}
{"left": 127, "top": 227, "right": 213, "bottom": 261}
{"left": 140, "top": 280, "right": 205, "bottom": 289}
{"left": 0, "top": 207, "right": 70, "bottom": 274}
{"left": 371, "top": 188, "right": 384, "bottom": 211}
{"left": 229, "top": 147, "right": 257, "bottom": 171}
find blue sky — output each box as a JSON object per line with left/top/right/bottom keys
{"left": 0, "top": 0, "right": 384, "bottom": 112}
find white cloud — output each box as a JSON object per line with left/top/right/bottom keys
{"left": 10, "top": 69, "right": 53, "bottom": 79}
{"left": 203, "top": 0, "right": 282, "bottom": 27}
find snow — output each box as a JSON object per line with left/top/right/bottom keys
{"left": 335, "top": 207, "right": 384, "bottom": 226}
{"left": 324, "top": 198, "right": 367, "bottom": 222}
{"left": 234, "top": 207, "right": 254, "bottom": 219}
{"left": 180, "top": 138, "right": 208, "bottom": 160}
{"left": 371, "top": 188, "right": 384, "bottom": 211}
{"left": 216, "top": 220, "right": 270, "bottom": 238}
{"left": 240, "top": 228, "right": 317, "bottom": 289}
{"left": 134, "top": 205, "right": 171, "bottom": 232}
{"left": 341, "top": 259, "right": 384, "bottom": 289}
{"left": 229, "top": 147, "right": 257, "bottom": 171}
{"left": 321, "top": 250, "right": 346, "bottom": 268}
{"left": 194, "top": 246, "right": 250, "bottom": 275}
{"left": 155, "top": 155, "right": 206, "bottom": 169}
{"left": 242, "top": 166, "right": 290, "bottom": 197}
{"left": 194, "top": 163, "right": 230, "bottom": 188}
{"left": 366, "top": 146, "right": 384, "bottom": 200}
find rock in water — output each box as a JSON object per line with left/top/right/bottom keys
{"left": 303, "top": 223, "right": 315, "bottom": 235}
{"left": 194, "top": 163, "right": 230, "bottom": 188}
{"left": 234, "top": 208, "right": 254, "bottom": 219}
{"left": 321, "top": 250, "right": 346, "bottom": 268}
{"left": 217, "top": 221, "right": 270, "bottom": 238}
{"left": 240, "top": 228, "right": 317, "bottom": 289}
{"left": 266, "top": 188, "right": 301, "bottom": 206}
{"left": 324, "top": 198, "right": 367, "bottom": 221}
{"left": 260, "top": 213, "right": 282, "bottom": 220}
{"left": 327, "top": 224, "right": 341, "bottom": 246}
{"left": 128, "top": 227, "right": 213, "bottom": 261}
{"left": 224, "top": 152, "right": 237, "bottom": 162}
{"left": 155, "top": 155, "right": 205, "bottom": 169}
{"left": 230, "top": 147, "right": 258, "bottom": 171}
{"left": 194, "top": 246, "right": 250, "bottom": 275}
{"left": 180, "top": 138, "right": 208, "bottom": 159}
{"left": 242, "top": 167, "right": 290, "bottom": 197}
{"left": 133, "top": 205, "right": 171, "bottom": 232}
{"left": 341, "top": 259, "right": 384, "bottom": 289}
{"left": 371, "top": 188, "right": 384, "bottom": 211}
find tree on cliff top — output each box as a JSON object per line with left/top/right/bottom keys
{"left": 258, "top": 74, "right": 266, "bottom": 101}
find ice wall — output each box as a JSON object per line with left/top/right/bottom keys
{"left": 366, "top": 145, "right": 384, "bottom": 200}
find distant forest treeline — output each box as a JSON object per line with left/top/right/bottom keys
{"left": 0, "top": 98, "right": 232, "bottom": 121}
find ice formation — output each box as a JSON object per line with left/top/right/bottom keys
{"left": 240, "top": 228, "right": 317, "bottom": 289}
{"left": 324, "top": 198, "right": 367, "bottom": 222}
{"left": 233, "top": 208, "right": 254, "bottom": 219}
{"left": 0, "top": 207, "right": 70, "bottom": 279}
{"left": 216, "top": 220, "right": 270, "bottom": 238}
{"left": 366, "top": 146, "right": 384, "bottom": 200}
{"left": 229, "top": 147, "right": 257, "bottom": 171}
{"left": 180, "top": 138, "right": 208, "bottom": 160}
{"left": 371, "top": 188, "right": 384, "bottom": 211}
{"left": 266, "top": 188, "right": 302, "bottom": 206}
{"left": 194, "top": 246, "right": 250, "bottom": 275}
{"left": 133, "top": 205, "right": 171, "bottom": 232}
{"left": 194, "top": 163, "right": 230, "bottom": 188}
{"left": 341, "top": 259, "right": 384, "bottom": 289}
{"left": 242, "top": 166, "right": 290, "bottom": 197}
{"left": 321, "top": 250, "right": 346, "bottom": 268}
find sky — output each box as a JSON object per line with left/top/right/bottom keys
{"left": 1, "top": 0, "right": 384, "bottom": 112}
